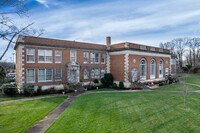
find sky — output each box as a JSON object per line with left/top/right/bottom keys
{"left": 1, "top": 0, "right": 200, "bottom": 62}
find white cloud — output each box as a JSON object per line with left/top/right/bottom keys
{"left": 35, "top": 0, "right": 49, "bottom": 8}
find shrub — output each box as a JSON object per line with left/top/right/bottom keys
{"left": 112, "top": 83, "right": 117, "bottom": 88}
{"left": 119, "top": 81, "right": 124, "bottom": 89}
{"left": 37, "top": 86, "right": 42, "bottom": 95}
{"left": 93, "top": 79, "right": 99, "bottom": 84}
{"left": 101, "top": 73, "right": 113, "bottom": 87}
{"left": 43, "top": 87, "right": 57, "bottom": 94}
{"left": 193, "top": 67, "right": 199, "bottom": 73}
{"left": 186, "top": 64, "right": 192, "bottom": 70}
{"left": 22, "top": 85, "right": 35, "bottom": 96}
{"left": 182, "top": 67, "right": 188, "bottom": 72}
{"left": 2, "top": 84, "right": 17, "bottom": 95}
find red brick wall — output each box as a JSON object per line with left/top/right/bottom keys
{"left": 129, "top": 55, "right": 170, "bottom": 81}
{"left": 22, "top": 45, "right": 106, "bottom": 86}
{"left": 110, "top": 55, "right": 125, "bottom": 81}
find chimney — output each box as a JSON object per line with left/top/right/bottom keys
{"left": 106, "top": 36, "right": 111, "bottom": 49}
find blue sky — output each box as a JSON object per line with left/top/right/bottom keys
{"left": 1, "top": 0, "right": 200, "bottom": 62}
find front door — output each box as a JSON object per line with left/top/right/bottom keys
{"left": 69, "top": 70, "right": 76, "bottom": 83}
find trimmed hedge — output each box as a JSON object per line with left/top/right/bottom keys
{"left": 101, "top": 73, "right": 113, "bottom": 87}
{"left": 2, "top": 84, "right": 17, "bottom": 95}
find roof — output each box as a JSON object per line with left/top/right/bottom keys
{"left": 14, "top": 35, "right": 107, "bottom": 51}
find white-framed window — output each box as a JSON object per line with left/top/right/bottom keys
{"left": 94, "top": 53, "right": 99, "bottom": 64}
{"left": 55, "top": 50, "right": 62, "bottom": 63}
{"left": 101, "top": 68, "right": 106, "bottom": 78}
{"left": 83, "top": 68, "right": 89, "bottom": 79}
{"left": 90, "top": 53, "right": 95, "bottom": 64}
{"left": 83, "top": 52, "right": 89, "bottom": 64}
{"left": 101, "top": 53, "right": 106, "bottom": 64}
{"left": 91, "top": 68, "right": 100, "bottom": 79}
{"left": 70, "top": 50, "right": 76, "bottom": 62}
{"left": 150, "top": 59, "right": 156, "bottom": 79}
{"left": 26, "top": 68, "right": 35, "bottom": 83}
{"left": 26, "top": 48, "right": 35, "bottom": 63}
{"left": 55, "top": 68, "right": 62, "bottom": 81}
{"left": 140, "top": 59, "right": 146, "bottom": 80}
{"left": 38, "top": 68, "right": 53, "bottom": 82}
{"left": 159, "top": 60, "right": 163, "bottom": 77}
{"left": 38, "top": 49, "right": 53, "bottom": 63}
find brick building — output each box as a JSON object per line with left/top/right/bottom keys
{"left": 14, "top": 36, "right": 175, "bottom": 89}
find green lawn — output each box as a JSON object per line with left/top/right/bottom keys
{"left": 90, "top": 88, "right": 116, "bottom": 91}
{"left": 181, "top": 75, "right": 200, "bottom": 85}
{"left": 0, "top": 96, "right": 68, "bottom": 133}
{"left": 0, "top": 94, "right": 55, "bottom": 102}
{"left": 155, "top": 83, "right": 200, "bottom": 91}
{"left": 46, "top": 92, "right": 200, "bottom": 133}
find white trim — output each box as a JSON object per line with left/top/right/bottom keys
{"left": 124, "top": 53, "right": 129, "bottom": 82}
{"left": 70, "top": 50, "right": 77, "bottom": 62}
{"left": 140, "top": 58, "right": 146, "bottom": 80}
{"left": 101, "top": 53, "right": 106, "bottom": 64}
{"left": 38, "top": 49, "right": 53, "bottom": 63}
{"left": 55, "top": 68, "right": 62, "bottom": 81}
{"left": 150, "top": 59, "right": 156, "bottom": 79}
{"left": 109, "top": 50, "right": 171, "bottom": 57}
{"left": 106, "top": 52, "right": 110, "bottom": 73}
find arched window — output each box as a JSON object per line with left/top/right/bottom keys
{"left": 159, "top": 60, "right": 163, "bottom": 77}
{"left": 140, "top": 59, "right": 146, "bottom": 79}
{"left": 150, "top": 59, "right": 155, "bottom": 78}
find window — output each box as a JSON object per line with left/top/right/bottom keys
{"left": 38, "top": 68, "right": 53, "bottom": 82}
{"left": 150, "top": 59, "right": 155, "bottom": 78}
{"left": 55, "top": 50, "right": 62, "bottom": 63}
{"left": 101, "top": 68, "right": 106, "bottom": 78}
{"left": 26, "top": 69, "right": 35, "bottom": 83}
{"left": 83, "top": 52, "right": 89, "bottom": 64}
{"left": 26, "top": 48, "right": 35, "bottom": 63}
{"left": 70, "top": 50, "right": 76, "bottom": 62}
{"left": 91, "top": 68, "right": 100, "bottom": 79}
{"left": 90, "top": 53, "right": 95, "bottom": 64}
{"left": 140, "top": 59, "right": 146, "bottom": 79}
{"left": 55, "top": 68, "right": 62, "bottom": 81}
{"left": 101, "top": 53, "right": 106, "bottom": 64}
{"left": 94, "top": 53, "right": 99, "bottom": 63}
{"left": 83, "top": 68, "right": 89, "bottom": 79}
{"left": 159, "top": 60, "right": 163, "bottom": 77}
{"left": 171, "top": 59, "right": 175, "bottom": 64}
{"left": 38, "top": 49, "right": 53, "bottom": 63}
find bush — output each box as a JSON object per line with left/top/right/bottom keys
{"left": 22, "top": 85, "right": 35, "bottom": 96}
{"left": 37, "top": 86, "right": 42, "bottom": 95}
{"left": 43, "top": 87, "right": 57, "bottom": 94}
{"left": 2, "top": 84, "right": 17, "bottom": 95}
{"left": 93, "top": 79, "right": 99, "bottom": 84}
{"left": 193, "top": 67, "right": 199, "bottom": 73}
{"left": 119, "top": 81, "right": 124, "bottom": 89}
{"left": 112, "top": 83, "right": 117, "bottom": 88}
{"left": 182, "top": 67, "right": 188, "bottom": 72}
{"left": 186, "top": 64, "right": 192, "bottom": 70}
{"left": 101, "top": 73, "right": 113, "bottom": 87}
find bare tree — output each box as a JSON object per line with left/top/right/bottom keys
{"left": 0, "top": 0, "right": 44, "bottom": 60}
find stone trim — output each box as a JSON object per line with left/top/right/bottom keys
{"left": 106, "top": 52, "right": 110, "bottom": 73}
{"left": 19, "top": 45, "right": 25, "bottom": 88}
{"left": 109, "top": 50, "right": 171, "bottom": 57}
{"left": 124, "top": 53, "right": 129, "bottom": 82}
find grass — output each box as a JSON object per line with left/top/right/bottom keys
{"left": 46, "top": 92, "right": 200, "bottom": 133}
{"left": 0, "top": 96, "right": 68, "bottom": 133}
{"left": 90, "top": 88, "right": 116, "bottom": 91}
{"left": 155, "top": 83, "right": 200, "bottom": 91}
{"left": 181, "top": 75, "right": 200, "bottom": 85}
{"left": 0, "top": 94, "right": 56, "bottom": 102}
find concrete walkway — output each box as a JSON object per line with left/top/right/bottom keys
{"left": 0, "top": 94, "right": 66, "bottom": 104}
{"left": 26, "top": 93, "right": 82, "bottom": 133}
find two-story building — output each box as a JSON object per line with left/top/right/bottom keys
{"left": 14, "top": 36, "right": 175, "bottom": 89}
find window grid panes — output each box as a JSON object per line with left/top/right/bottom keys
{"left": 91, "top": 68, "right": 100, "bottom": 79}
{"left": 83, "top": 52, "right": 89, "bottom": 64}
{"left": 94, "top": 53, "right": 99, "bottom": 63}
{"left": 150, "top": 60, "right": 155, "bottom": 76}
{"left": 101, "top": 68, "right": 106, "bottom": 78}
{"left": 140, "top": 59, "right": 146, "bottom": 77}
{"left": 101, "top": 53, "right": 106, "bottom": 64}
{"left": 26, "top": 48, "right": 35, "bottom": 63}
{"left": 26, "top": 69, "right": 35, "bottom": 83}
{"left": 55, "top": 50, "right": 62, "bottom": 63}
{"left": 55, "top": 68, "right": 62, "bottom": 81}
{"left": 38, "top": 68, "right": 53, "bottom": 82}
{"left": 159, "top": 60, "right": 163, "bottom": 75}
{"left": 70, "top": 50, "right": 76, "bottom": 62}
{"left": 38, "top": 49, "right": 52, "bottom": 63}
{"left": 90, "top": 53, "right": 95, "bottom": 64}
{"left": 83, "top": 69, "right": 89, "bottom": 79}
